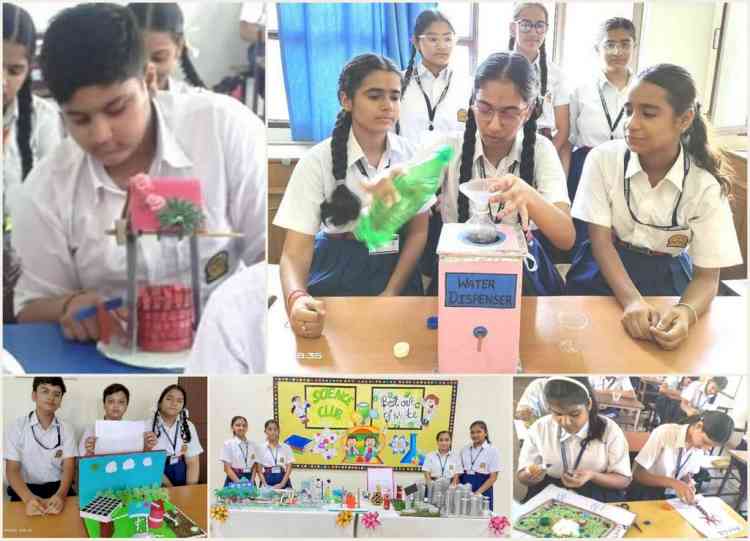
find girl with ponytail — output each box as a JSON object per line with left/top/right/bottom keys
{"left": 436, "top": 52, "right": 574, "bottom": 295}
{"left": 566, "top": 63, "right": 742, "bottom": 352}
{"left": 518, "top": 377, "right": 632, "bottom": 503}
{"left": 508, "top": 2, "right": 571, "bottom": 173}
{"left": 274, "top": 53, "right": 430, "bottom": 339}
{"left": 630, "top": 410, "right": 734, "bottom": 502}
{"left": 151, "top": 385, "right": 203, "bottom": 487}
{"left": 458, "top": 421, "right": 500, "bottom": 509}
{"left": 127, "top": 3, "right": 206, "bottom": 92}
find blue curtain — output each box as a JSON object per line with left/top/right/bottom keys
{"left": 278, "top": 2, "right": 435, "bottom": 142}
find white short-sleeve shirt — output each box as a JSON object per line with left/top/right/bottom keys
{"left": 149, "top": 415, "right": 203, "bottom": 458}
{"left": 439, "top": 130, "right": 569, "bottom": 224}
{"left": 681, "top": 381, "right": 718, "bottom": 412}
{"left": 398, "top": 63, "right": 471, "bottom": 146}
{"left": 258, "top": 441, "right": 295, "bottom": 468}
{"left": 187, "top": 262, "right": 267, "bottom": 374}
{"left": 458, "top": 442, "right": 501, "bottom": 475}
{"left": 422, "top": 450, "right": 462, "bottom": 479}
{"left": 517, "top": 378, "right": 550, "bottom": 418}
{"left": 571, "top": 140, "right": 742, "bottom": 267}
{"left": 517, "top": 415, "right": 632, "bottom": 480}
{"left": 568, "top": 71, "right": 629, "bottom": 148}
{"left": 533, "top": 55, "right": 569, "bottom": 132}
{"left": 635, "top": 423, "right": 704, "bottom": 481}
{"left": 3, "top": 95, "right": 64, "bottom": 216}
{"left": 588, "top": 377, "right": 634, "bottom": 393}
{"left": 4, "top": 412, "right": 77, "bottom": 485}
{"left": 221, "top": 437, "right": 259, "bottom": 472}
{"left": 11, "top": 90, "right": 266, "bottom": 315}
{"left": 274, "top": 130, "right": 432, "bottom": 236}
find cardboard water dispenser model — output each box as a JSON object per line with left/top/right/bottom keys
{"left": 436, "top": 179, "right": 528, "bottom": 373}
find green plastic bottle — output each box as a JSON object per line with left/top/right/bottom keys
{"left": 355, "top": 144, "right": 454, "bottom": 250}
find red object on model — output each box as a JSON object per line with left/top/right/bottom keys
{"left": 137, "top": 285, "right": 194, "bottom": 352}
{"left": 383, "top": 492, "right": 391, "bottom": 510}
{"left": 148, "top": 499, "right": 165, "bottom": 529}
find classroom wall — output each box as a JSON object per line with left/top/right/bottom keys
{"left": 209, "top": 376, "right": 512, "bottom": 515}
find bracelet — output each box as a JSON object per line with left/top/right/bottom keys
{"left": 286, "top": 289, "right": 308, "bottom": 314}
{"left": 60, "top": 291, "right": 85, "bottom": 318}
{"left": 675, "top": 302, "right": 698, "bottom": 325}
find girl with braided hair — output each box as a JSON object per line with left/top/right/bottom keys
{"left": 435, "top": 52, "right": 574, "bottom": 296}
{"left": 150, "top": 385, "right": 203, "bottom": 486}
{"left": 127, "top": 3, "right": 206, "bottom": 93}
{"left": 274, "top": 53, "right": 431, "bottom": 339}
{"left": 508, "top": 2, "right": 570, "bottom": 174}
{"left": 566, "top": 63, "right": 742, "bottom": 351}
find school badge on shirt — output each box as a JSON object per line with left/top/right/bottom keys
{"left": 54, "top": 449, "right": 63, "bottom": 458}
{"left": 480, "top": 462, "right": 486, "bottom": 470}
{"left": 205, "top": 250, "right": 229, "bottom": 284}
{"left": 666, "top": 234, "right": 689, "bottom": 249}
{"left": 457, "top": 109, "right": 468, "bottom": 123}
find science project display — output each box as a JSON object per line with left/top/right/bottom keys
{"left": 78, "top": 451, "right": 205, "bottom": 538}
{"left": 273, "top": 377, "right": 457, "bottom": 470}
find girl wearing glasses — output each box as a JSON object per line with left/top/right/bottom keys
{"left": 566, "top": 64, "right": 741, "bottom": 351}
{"left": 508, "top": 2, "right": 570, "bottom": 174}
{"left": 567, "top": 18, "right": 636, "bottom": 250}
{"left": 436, "top": 52, "right": 574, "bottom": 295}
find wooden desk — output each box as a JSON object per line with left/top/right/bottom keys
{"left": 595, "top": 392, "right": 645, "bottom": 430}
{"left": 624, "top": 431, "right": 650, "bottom": 453}
{"left": 3, "top": 484, "right": 207, "bottom": 538}
{"left": 267, "top": 296, "right": 747, "bottom": 374}
{"left": 730, "top": 450, "right": 748, "bottom": 465}
{"left": 622, "top": 499, "right": 748, "bottom": 538}
{"left": 719, "top": 138, "right": 748, "bottom": 281}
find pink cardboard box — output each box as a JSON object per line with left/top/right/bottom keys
{"left": 437, "top": 223, "right": 527, "bottom": 373}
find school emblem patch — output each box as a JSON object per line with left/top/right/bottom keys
{"left": 666, "top": 234, "right": 689, "bottom": 248}
{"left": 205, "top": 250, "right": 229, "bottom": 284}
{"left": 279, "top": 456, "right": 285, "bottom": 464}
{"left": 457, "top": 109, "right": 468, "bottom": 123}
{"left": 480, "top": 462, "right": 486, "bottom": 470}
{"left": 54, "top": 449, "right": 63, "bottom": 458}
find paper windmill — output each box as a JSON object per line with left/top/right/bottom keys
{"left": 335, "top": 510, "right": 353, "bottom": 527}
{"left": 210, "top": 504, "right": 229, "bottom": 524}
{"left": 361, "top": 511, "right": 381, "bottom": 530}
{"left": 488, "top": 515, "right": 510, "bottom": 537}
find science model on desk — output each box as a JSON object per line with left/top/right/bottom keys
{"left": 78, "top": 450, "right": 205, "bottom": 538}
{"left": 94, "top": 174, "right": 241, "bottom": 370}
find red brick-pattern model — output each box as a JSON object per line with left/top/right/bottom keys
{"left": 137, "top": 285, "right": 194, "bottom": 352}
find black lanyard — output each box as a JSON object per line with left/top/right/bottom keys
{"left": 605, "top": 377, "right": 616, "bottom": 390}
{"left": 414, "top": 68, "right": 453, "bottom": 131}
{"left": 437, "top": 452, "right": 451, "bottom": 477}
{"left": 695, "top": 387, "right": 710, "bottom": 410}
{"left": 674, "top": 447, "right": 692, "bottom": 480}
{"left": 598, "top": 83, "right": 624, "bottom": 140}
{"left": 477, "top": 158, "right": 519, "bottom": 221}
{"left": 355, "top": 158, "right": 391, "bottom": 179}
{"left": 29, "top": 412, "right": 61, "bottom": 451}
{"left": 160, "top": 422, "right": 180, "bottom": 456}
{"left": 623, "top": 147, "right": 690, "bottom": 230}
{"left": 268, "top": 445, "right": 279, "bottom": 466}
{"left": 238, "top": 440, "right": 250, "bottom": 469}
{"left": 468, "top": 446, "right": 485, "bottom": 471}
{"left": 561, "top": 435, "right": 589, "bottom": 473}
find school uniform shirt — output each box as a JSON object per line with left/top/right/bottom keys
{"left": 439, "top": 130, "right": 569, "bottom": 224}
{"left": 422, "top": 450, "right": 462, "bottom": 480}
{"left": 680, "top": 381, "right": 718, "bottom": 412}
{"left": 568, "top": 71, "right": 629, "bottom": 148}
{"left": 165, "top": 78, "right": 201, "bottom": 95}
{"left": 588, "top": 377, "right": 634, "bottom": 393}
{"left": 11, "top": 90, "right": 266, "bottom": 315}
{"left": 149, "top": 415, "right": 204, "bottom": 459}
{"left": 398, "top": 62, "right": 471, "bottom": 145}
{"left": 258, "top": 442, "right": 295, "bottom": 469}
{"left": 518, "top": 415, "right": 631, "bottom": 480}
{"left": 186, "top": 262, "right": 267, "bottom": 374}
{"left": 517, "top": 378, "right": 549, "bottom": 418}
{"left": 635, "top": 423, "right": 704, "bottom": 483}
{"left": 221, "top": 437, "right": 259, "bottom": 472}
{"left": 273, "top": 130, "right": 433, "bottom": 235}
{"left": 3, "top": 95, "right": 64, "bottom": 216}
{"left": 4, "top": 412, "right": 77, "bottom": 485}
{"left": 533, "top": 55, "right": 570, "bottom": 132}
{"left": 459, "top": 442, "right": 501, "bottom": 476}
{"left": 571, "top": 140, "right": 742, "bottom": 266}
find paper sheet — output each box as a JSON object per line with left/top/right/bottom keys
{"left": 366, "top": 467, "right": 394, "bottom": 495}
{"left": 668, "top": 496, "right": 744, "bottom": 538}
{"left": 94, "top": 420, "right": 145, "bottom": 455}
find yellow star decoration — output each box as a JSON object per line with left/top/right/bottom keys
{"left": 210, "top": 504, "right": 229, "bottom": 523}
{"left": 336, "top": 510, "right": 354, "bottom": 527}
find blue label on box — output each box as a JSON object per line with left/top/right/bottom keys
{"left": 444, "top": 272, "right": 517, "bottom": 309}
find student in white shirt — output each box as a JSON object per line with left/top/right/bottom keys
{"left": 127, "top": 3, "right": 207, "bottom": 93}
{"left": 508, "top": 2, "right": 571, "bottom": 174}
{"left": 436, "top": 52, "right": 574, "bottom": 295}
{"left": 588, "top": 376, "right": 636, "bottom": 399}
{"left": 12, "top": 4, "right": 266, "bottom": 343}
{"left": 680, "top": 377, "right": 727, "bottom": 417}
{"left": 423, "top": 430, "right": 461, "bottom": 484}
{"left": 517, "top": 377, "right": 632, "bottom": 503}
{"left": 458, "top": 421, "right": 501, "bottom": 509}
{"left": 515, "top": 377, "right": 549, "bottom": 420}
{"left": 149, "top": 384, "right": 203, "bottom": 487}
{"left": 566, "top": 64, "right": 742, "bottom": 352}
{"left": 222, "top": 416, "right": 261, "bottom": 486}
{"left": 4, "top": 377, "right": 76, "bottom": 516}
{"left": 274, "top": 54, "right": 429, "bottom": 339}
{"left": 187, "top": 262, "right": 267, "bottom": 374}
{"left": 655, "top": 376, "right": 695, "bottom": 424}
{"left": 258, "top": 419, "right": 294, "bottom": 489}
{"left": 629, "top": 411, "right": 734, "bottom": 502}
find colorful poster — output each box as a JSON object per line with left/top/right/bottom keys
{"left": 273, "top": 377, "right": 458, "bottom": 471}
